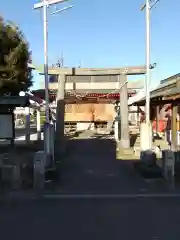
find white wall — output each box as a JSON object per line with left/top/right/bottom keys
{"left": 47, "top": 81, "right": 143, "bottom": 90}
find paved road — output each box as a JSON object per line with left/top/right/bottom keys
{"left": 1, "top": 131, "right": 180, "bottom": 239}
{"left": 0, "top": 197, "right": 180, "bottom": 240}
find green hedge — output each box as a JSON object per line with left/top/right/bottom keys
{"left": 40, "top": 116, "right": 46, "bottom": 125}
{"left": 19, "top": 115, "right": 46, "bottom": 125}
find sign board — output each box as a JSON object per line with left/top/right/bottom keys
{"left": 0, "top": 114, "right": 13, "bottom": 139}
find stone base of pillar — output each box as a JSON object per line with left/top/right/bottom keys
{"left": 120, "top": 139, "right": 130, "bottom": 149}
{"left": 140, "top": 150, "right": 156, "bottom": 166}
{"left": 37, "top": 131, "right": 41, "bottom": 141}
{"left": 140, "top": 122, "right": 152, "bottom": 150}
{"left": 114, "top": 121, "right": 121, "bottom": 142}
{"left": 54, "top": 136, "right": 68, "bottom": 163}
{"left": 90, "top": 123, "right": 95, "bottom": 130}
{"left": 76, "top": 122, "right": 94, "bottom": 131}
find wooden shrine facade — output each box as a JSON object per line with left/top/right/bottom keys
{"left": 130, "top": 73, "right": 180, "bottom": 148}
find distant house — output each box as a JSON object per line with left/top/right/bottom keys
{"left": 128, "top": 73, "right": 180, "bottom": 132}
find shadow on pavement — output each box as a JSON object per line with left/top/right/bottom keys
{"left": 0, "top": 140, "right": 44, "bottom": 154}
{"left": 53, "top": 138, "right": 149, "bottom": 194}
{"left": 47, "top": 136, "right": 180, "bottom": 195}
{"left": 1, "top": 198, "right": 180, "bottom": 240}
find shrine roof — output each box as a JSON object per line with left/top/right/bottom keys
{"left": 0, "top": 96, "right": 29, "bottom": 106}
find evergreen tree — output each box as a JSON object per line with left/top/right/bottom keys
{"left": 0, "top": 17, "right": 33, "bottom": 96}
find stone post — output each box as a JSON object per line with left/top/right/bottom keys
{"left": 55, "top": 74, "right": 65, "bottom": 160}
{"left": 171, "top": 104, "right": 177, "bottom": 150}
{"left": 114, "top": 118, "right": 121, "bottom": 142}
{"left": 33, "top": 150, "right": 45, "bottom": 190}
{"left": 25, "top": 107, "right": 30, "bottom": 144}
{"left": 36, "top": 108, "right": 41, "bottom": 141}
{"left": 156, "top": 105, "right": 160, "bottom": 134}
{"left": 119, "top": 74, "right": 130, "bottom": 148}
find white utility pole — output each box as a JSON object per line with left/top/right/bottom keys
{"left": 145, "top": 0, "right": 150, "bottom": 124}
{"left": 43, "top": 0, "right": 49, "bottom": 126}
{"left": 33, "top": 0, "right": 73, "bottom": 154}
{"left": 141, "top": 0, "right": 159, "bottom": 149}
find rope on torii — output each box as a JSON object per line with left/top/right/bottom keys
{"left": 69, "top": 76, "right": 128, "bottom": 102}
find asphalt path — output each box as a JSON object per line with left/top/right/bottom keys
{"left": 1, "top": 130, "right": 179, "bottom": 240}
{"left": 0, "top": 197, "right": 180, "bottom": 240}
{"left": 55, "top": 135, "right": 177, "bottom": 195}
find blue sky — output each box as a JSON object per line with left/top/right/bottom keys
{"left": 1, "top": 0, "right": 180, "bottom": 89}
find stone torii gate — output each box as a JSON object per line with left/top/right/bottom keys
{"left": 38, "top": 66, "right": 146, "bottom": 156}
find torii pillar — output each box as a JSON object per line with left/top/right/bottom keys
{"left": 55, "top": 74, "right": 66, "bottom": 159}
{"left": 119, "top": 74, "right": 130, "bottom": 148}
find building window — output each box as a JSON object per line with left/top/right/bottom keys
{"left": 49, "top": 75, "right": 58, "bottom": 83}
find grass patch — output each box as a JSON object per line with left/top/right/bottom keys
{"left": 116, "top": 148, "right": 139, "bottom": 160}
{"left": 116, "top": 154, "right": 139, "bottom": 160}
